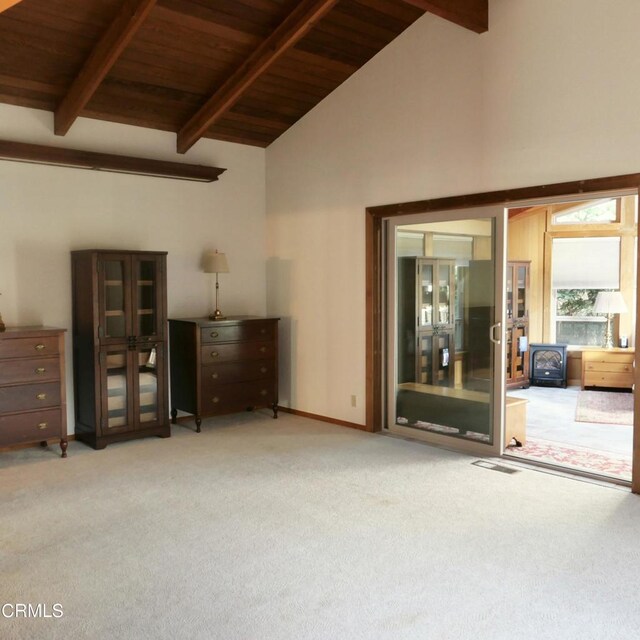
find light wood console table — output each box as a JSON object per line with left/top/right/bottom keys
{"left": 581, "top": 348, "right": 634, "bottom": 390}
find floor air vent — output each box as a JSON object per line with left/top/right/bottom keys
{"left": 472, "top": 460, "right": 520, "bottom": 474}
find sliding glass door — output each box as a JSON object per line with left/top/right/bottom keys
{"left": 387, "top": 207, "right": 507, "bottom": 456}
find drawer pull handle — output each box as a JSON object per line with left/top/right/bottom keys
{"left": 38, "top": 422, "right": 48, "bottom": 430}
{"left": 260, "top": 328, "right": 266, "bottom": 334}
{"left": 260, "top": 367, "right": 267, "bottom": 374}
{"left": 212, "top": 396, "right": 220, "bottom": 404}
{"left": 210, "top": 351, "right": 219, "bottom": 358}
{"left": 260, "top": 346, "right": 267, "bottom": 353}
{"left": 35, "top": 344, "right": 45, "bottom": 351}
{"left": 211, "top": 372, "right": 219, "bottom": 379}
{"left": 260, "top": 389, "right": 268, "bottom": 396}
{"left": 210, "top": 332, "right": 219, "bottom": 338}
{"left": 36, "top": 393, "right": 47, "bottom": 400}
{"left": 35, "top": 367, "right": 46, "bottom": 374}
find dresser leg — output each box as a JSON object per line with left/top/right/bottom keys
{"left": 60, "top": 439, "right": 68, "bottom": 458}
{"left": 272, "top": 403, "right": 278, "bottom": 419}
{"left": 171, "top": 408, "right": 177, "bottom": 424}
{"left": 195, "top": 416, "right": 202, "bottom": 433}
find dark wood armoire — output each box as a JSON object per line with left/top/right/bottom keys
{"left": 71, "top": 250, "right": 170, "bottom": 449}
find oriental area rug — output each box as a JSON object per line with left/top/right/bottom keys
{"left": 508, "top": 437, "right": 632, "bottom": 481}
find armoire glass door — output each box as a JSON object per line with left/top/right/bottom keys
{"left": 99, "top": 256, "right": 131, "bottom": 343}
{"left": 135, "top": 344, "right": 162, "bottom": 427}
{"left": 516, "top": 264, "right": 528, "bottom": 320}
{"left": 101, "top": 348, "right": 131, "bottom": 434}
{"left": 418, "top": 261, "right": 434, "bottom": 328}
{"left": 132, "top": 255, "right": 165, "bottom": 341}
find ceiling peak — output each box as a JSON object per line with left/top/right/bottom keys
{"left": 398, "top": 0, "right": 488, "bottom": 34}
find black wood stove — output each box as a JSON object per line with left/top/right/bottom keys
{"left": 529, "top": 343, "right": 568, "bottom": 388}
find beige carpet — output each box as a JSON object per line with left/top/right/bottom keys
{"left": 575, "top": 390, "right": 633, "bottom": 425}
{"left": 2, "top": 412, "right": 640, "bottom": 639}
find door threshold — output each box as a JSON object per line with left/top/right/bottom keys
{"left": 500, "top": 451, "right": 631, "bottom": 490}
{"left": 383, "top": 430, "right": 631, "bottom": 490}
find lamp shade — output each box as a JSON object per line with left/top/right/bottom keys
{"left": 593, "top": 290, "right": 627, "bottom": 315}
{"left": 202, "top": 251, "right": 229, "bottom": 274}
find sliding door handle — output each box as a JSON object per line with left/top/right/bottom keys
{"left": 489, "top": 322, "right": 502, "bottom": 345}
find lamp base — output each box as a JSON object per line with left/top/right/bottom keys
{"left": 209, "top": 309, "right": 225, "bottom": 321}
{"left": 603, "top": 314, "right": 614, "bottom": 349}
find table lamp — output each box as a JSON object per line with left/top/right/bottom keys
{"left": 593, "top": 290, "right": 627, "bottom": 349}
{"left": 203, "top": 250, "right": 229, "bottom": 320}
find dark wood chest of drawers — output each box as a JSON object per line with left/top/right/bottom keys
{"left": 169, "top": 317, "right": 279, "bottom": 431}
{"left": 0, "top": 327, "right": 68, "bottom": 457}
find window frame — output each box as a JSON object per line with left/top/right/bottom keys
{"left": 543, "top": 197, "right": 636, "bottom": 348}
{"left": 547, "top": 198, "right": 622, "bottom": 231}
{"left": 552, "top": 288, "right": 608, "bottom": 347}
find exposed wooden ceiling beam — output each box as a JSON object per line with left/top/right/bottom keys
{"left": 0, "top": 0, "right": 23, "bottom": 13}
{"left": 176, "top": 0, "right": 339, "bottom": 154}
{"left": 0, "top": 139, "right": 226, "bottom": 182}
{"left": 54, "top": 0, "right": 157, "bottom": 136}
{"left": 398, "top": 0, "right": 488, "bottom": 34}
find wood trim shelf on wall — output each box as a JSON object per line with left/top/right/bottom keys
{"left": 0, "top": 140, "right": 226, "bottom": 183}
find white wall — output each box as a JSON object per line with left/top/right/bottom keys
{"left": 482, "top": 0, "right": 640, "bottom": 188}
{"left": 266, "top": 15, "right": 484, "bottom": 423}
{"left": 0, "top": 105, "right": 266, "bottom": 433}
{"left": 266, "top": 0, "right": 640, "bottom": 426}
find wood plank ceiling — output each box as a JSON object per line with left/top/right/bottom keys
{"left": 0, "top": 0, "right": 487, "bottom": 152}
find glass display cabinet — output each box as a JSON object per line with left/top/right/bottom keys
{"left": 506, "top": 261, "right": 530, "bottom": 388}
{"left": 398, "top": 257, "right": 456, "bottom": 387}
{"left": 72, "top": 250, "right": 170, "bottom": 449}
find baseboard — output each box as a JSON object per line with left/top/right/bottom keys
{"left": 166, "top": 409, "right": 369, "bottom": 433}
{"left": 278, "top": 406, "right": 369, "bottom": 432}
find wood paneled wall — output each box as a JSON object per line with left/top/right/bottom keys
{"left": 619, "top": 197, "right": 637, "bottom": 343}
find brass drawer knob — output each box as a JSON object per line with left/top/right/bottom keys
{"left": 260, "top": 328, "right": 266, "bottom": 334}
{"left": 210, "top": 351, "right": 219, "bottom": 358}
{"left": 260, "top": 367, "right": 267, "bottom": 374}
{"left": 35, "top": 344, "right": 45, "bottom": 351}
{"left": 35, "top": 367, "right": 46, "bottom": 374}
{"left": 260, "top": 346, "right": 267, "bottom": 353}
{"left": 210, "top": 331, "right": 219, "bottom": 338}
{"left": 38, "top": 422, "right": 48, "bottom": 430}
{"left": 36, "top": 393, "right": 47, "bottom": 400}
{"left": 212, "top": 396, "right": 220, "bottom": 403}
{"left": 211, "top": 373, "right": 219, "bottom": 379}
{"left": 260, "top": 389, "right": 268, "bottom": 396}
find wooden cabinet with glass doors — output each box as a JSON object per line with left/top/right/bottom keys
{"left": 506, "top": 261, "right": 530, "bottom": 389}
{"left": 71, "top": 250, "right": 170, "bottom": 449}
{"left": 398, "top": 258, "right": 456, "bottom": 387}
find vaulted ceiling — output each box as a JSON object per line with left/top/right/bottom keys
{"left": 0, "top": 0, "right": 487, "bottom": 152}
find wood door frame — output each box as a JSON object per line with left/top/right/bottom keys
{"left": 365, "top": 172, "right": 640, "bottom": 494}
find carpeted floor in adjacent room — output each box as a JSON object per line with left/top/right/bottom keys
{"left": 2, "top": 412, "right": 640, "bottom": 640}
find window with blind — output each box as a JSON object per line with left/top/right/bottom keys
{"left": 551, "top": 237, "right": 620, "bottom": 345}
